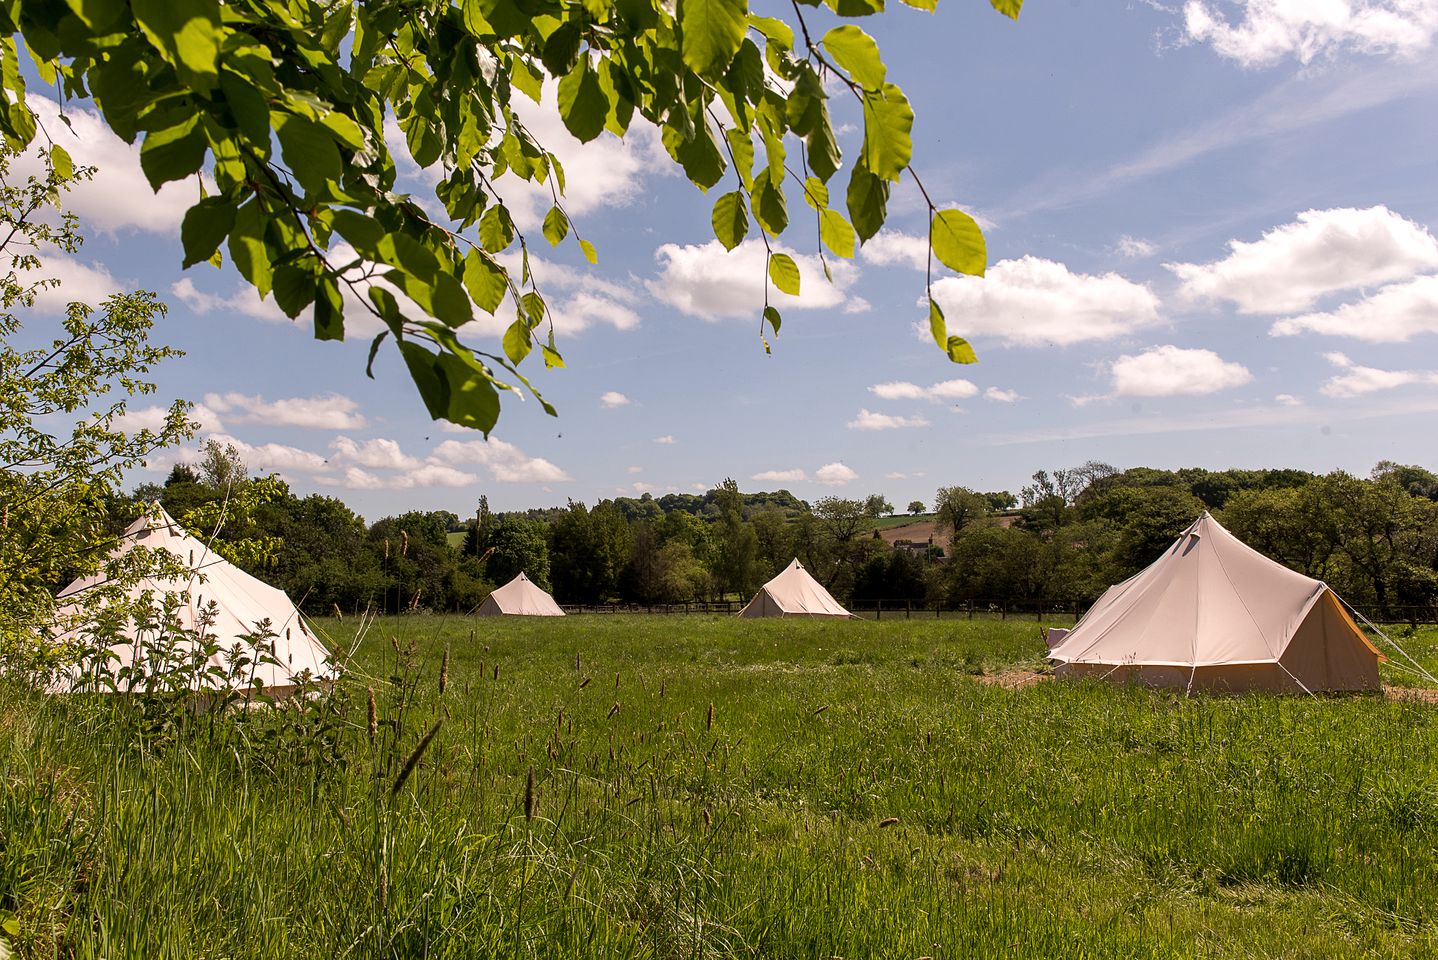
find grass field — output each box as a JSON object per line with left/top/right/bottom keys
{"left": 5, "top": 616, "right": 1438, "bottom": 958}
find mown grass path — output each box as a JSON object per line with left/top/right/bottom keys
{"left": 4, "top": 617, "right": 1438, "bottom": 958}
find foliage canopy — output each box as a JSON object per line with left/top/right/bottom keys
{"left": 0, "top": 0, "right": 1018, "bottom": 432}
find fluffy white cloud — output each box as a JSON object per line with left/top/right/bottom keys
{"left": 1320, "top": 351, "right": 1438, "bottom": 397}
{"left": 848, "top": 409, "right": 931, "bottom": 430}
{"left": 321, "top": 463, "right": 477, "bottom": 490}
{"left": 1116, "top": 236, "right": 1157, "bottom": 258}
{"left": 815, "top": 462, "right": 858, "bottom": 486}
{"left": 600, "top": 391, "right": 632, "bottom": 408}
{"left": 984, "top": 387, "right": 1022, "bottom": 402}
{"left": 28, "top": 257, "right": 123, "bottom": 314}
{"left": 647, "top": 239, "right": 860, "bottom": 321}
{"left": 204, "top": 392, "right": 367, "bottom": 430}
{"left": 1270, "top": 273, "right": 1438, "bottom": 342}
{"left": 330, "top": 437, "right": 421, "bottom": 470}
{"left": 430, "top": 437, "right": 572, "bottom": 482}
{"left": 171, "top": 278, "right": 289, "bottom": 325}
{"left": 654, "top": 435, "right": 676, "bottom": 444}
{"left": 869, "top": 379, "right": 979, "bottom": 401}
{"left": 860, "top": 231, "right": 929, "bottom": 269}
{"left": 1275, "top": 393, "right": 1303, "bottom": 406}
{"left": 17, "top": 97, "right": 204, "bottom": 234}
{"left": 752, "top": 468, "right": 808, "bottom": 482}
{"left": 927, "top": 256, "right": 1161, "bottom": 347}
{"left": 116, "top": 401, "right": 225, "bottom": 435}
{"left": 485, "top": 254, "right": 644, "bottom": 337}
{"left": 1109, "top": 345, "right": 1253, "bottom": 397}
{"left": 1182, "top": 0, "right": 1438, "bottom": 67}
{"left": 1167, "top": 206, "right": 1438, "bottom": 315}
{"left": 206, "top": 433, "right": 330, "bottom": 475}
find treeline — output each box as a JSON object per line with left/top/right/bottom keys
{"left": 110, "top": 444, "right": 1438, "bottom": 619}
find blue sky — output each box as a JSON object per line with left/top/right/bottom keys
{"left": 26, "top": 0, "right": 1438, "bottom": 519}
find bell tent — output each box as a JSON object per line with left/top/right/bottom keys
{"left": 737, "top": 559, "right": 855, "bottom": 619}
{"left": 53, "top": 504, "right": 335, "bottom": 694}
{"left": 1048, "top": 512, "right": 1381, "bottom": 693}
{"left": 475, "top": 572, "right": 565, "bottom": 617}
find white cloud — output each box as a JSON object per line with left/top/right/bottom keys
{"left": 1116, "top": 236, "right": 1157, "bottom": 258}
{"left": 1271, "top": 273, "right": 1438, "bottom": 341}
{"left": 848, "top": 409, "right": 932, "bottom": 430}
{"left": 116, "top": 401, "right": 224, "bottom": 435}
{"left": 171, "top": 278, "right": 289, "bottom": 325}
{"left": 815, "top": 462, "right": 858, "bottom": 486}
{"left": 600, "top": 391, "right": 631, "bottom": 408}
{"left": 654, "top": 435, "right": 676, "bottom": 444}
{"left": 330, "top": 437, "right": 421, "bottom": 470}
{"left": 861, "top": 231, "right": 929, "bottom": 270}
{"left": 28, "top": 257, "right": 124, "bottom": 314}
{"left": 984, "top": 387, "right": 1022, "bottom": 403}
{"left": 647, "top": 239, "right": 860, "bottom": 321}
{"left": 1167, "top": 206, "right": 1438, "bottom": 315}
{"left": 430, "top": 437, "right": 572, "bottom": 482}
{"left": 927, "top": 256, "right": 1161, "bottom": 347}
{"left": 18, "top": 96, "right": 204, "bottom": 234}
{"left": 1275, "top": 393, "right": 1303, "bottom": 406}
{"left": 885, "top": 471, "right": 908, "bottom": 480}
{"left": 204, "top": 392, "right": 367, "bottom": 430}
{"left": 869, "top": 379, "right": 979, "bottom": 401}
{"left": 321, "top": 463, "right": 477, "bottom": 490}
{"left": 752, "top": 469, "right": 808, "bottom": 482}
{"left": 1320, "top": 351, "right": 1438, "bottom": 397}
{"left": 1182, "top": 0, "right": 1438, "bottom": 67}
{"left": 206, "top": 433, "right": 330, "bottom": 475}
{"left": 626, "top": 465, "right": 643, "bottom": 474}
{"left": 1109, "top": 345, "right": 1253, "bottom": 397}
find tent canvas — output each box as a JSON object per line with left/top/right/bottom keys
{"left": 1048, "top": 512, "right": 1381, "bottom": 693}
{"left": 737, "top": 559, "right": 854, "bottom": 619}
{"left": 52, "top": 504, "right": 335, "bottom": 694}
{"left": 475, "top": 572, "right": 565, "bottom": 617}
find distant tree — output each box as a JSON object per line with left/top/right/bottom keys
{"left": 197, "top": 439, "right": 247, "bottom": 491}
{"left": 982, "top": 490, "right": 1018, "bottom": 511}
{"left": 933, "top": 486, "right": 990, "bottom": 538}
{"left": 864, "top": 494, "right": 894, "bottom": 518}
{"left": 165, "top": 463, "right": 200, "bottom": 487}
{"left": 549, "top": 501, "right": 631, "bottom": 604}
{"left": 484, "top": 515, "right": 551, "bottom": 590}
{"left": 908, "top": 500, "right": 926, "bottom": 515}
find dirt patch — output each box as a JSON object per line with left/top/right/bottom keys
{"left": 972, "top": 670, "right": 1050, "bottom": 690}
{"left": 1384, "top": 685, "right": 1438, "bottom": 704}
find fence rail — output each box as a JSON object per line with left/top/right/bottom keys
{"left": 553, "top": 599, "right": 1438, "bottom": 624}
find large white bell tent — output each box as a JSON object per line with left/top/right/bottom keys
{"left": 474, "top": 572, "right": 565, "bottom": 617}
{"left": 53, "top": 504, "right": 335, "bottom": 694}
{"left": 1048, "top": 512, "right": 1382, "bottom": 693}
{"left": 737, "top": 559, "right": 855, "bottom": 619}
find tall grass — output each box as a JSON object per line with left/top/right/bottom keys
{"left": 2, "top": 617, "right": 1437, "bottom": 958}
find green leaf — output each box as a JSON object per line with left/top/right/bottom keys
{"left": 725, "top": 128, "right": 755, "bottom": 190}
{"left": 821, "top": 26, "right": 886, "bottom": 89}
{"left": 132, "top": 0, "right": 223, "bottom": 93}
{"left": 557, "top": 58, "right": 607, "bottom": 143}
{"left": 680, "top": 0, "right": 749, "bottom": 79}
{"left": 139, "top": 114, "right": 208, "bottom": 189}
{"left": 520, "top": 290, "right": 546, "bottom": 325}
{"left": 768, "top": 252, "right": 800, "bottom": 295}
{"left": 752, "top": 175, "right": 787, "bottom": 237}
{"left": 946, "top": 335, "right": 978, "bottom": 364}
{"left": 503, "top": 317, "right": 533, "bottom": 364}
{"left": 579, "top": 239, "right": 599, "bottom": 264}
{"left": 820, "top": 209, "right": 856, "bottom": 259}
{"left": 543, "top": 206, "right": 570, "bottom": 246}
{"left": 219, "top": 69, "right": 270, "bottom": 147}
{"left": 861, "top": 83, "right": 913, "bottom": 182}
{"left": 273, "top": 263, "right": 318, "bottom": 318}
{"left": 276, "top": 114, "right": 342, "bottom": 194}
{"left": 990, "top": 0, "right": 1023, "bottom": 19}
{"left": 49, "top": 143, "right": 72, "bottom": 180}
{"left": 802, "top": 176, "right": 828, "bottom": 211}
{"left": 181, "top": 197, "right": 236, "bottom": 268}
{"left": 662, "top": 114, "right": 726, "bottom": 191}
{"left": 510, "top": 57, "right": 544, "bottom": 103}
{"left": 927, "top": 297, "right": 946, "bottom": 349}
{"left": 900, "top": 0, "right": 935, "bottom": 10}
{"left": 747, "top": 15, "right": 793, "bottom": 49}
{"left": 763, "top": 305, "right": 781, "bottom": 336}
{"left": 463, "top": 249, "right": 509, "bottom": 314}
{"left": 228, "top": 198, "right": 273, "bottom": 297}
{"left": 711, "top": 190, "right": 748, "bottom": 251}
{"left": 62, "top": 0, "right": 128, "bottom": 31}
{"left": 479, "top": 204, "right": 515, "bottom": 252}
{"left": 846, "top": 160, "right": 889, "bottom": 242}
{"left": 931, "top": 208, "right": 986, "bottom": 277}
{"left": 314, "top": 276, "right": 344, "bottom": 341}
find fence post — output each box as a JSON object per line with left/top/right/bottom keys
{"left": 906, "top": 600, "right": 912, "bottom": 620}
{"left": 876, "top": 600, "right": 882, "bottom": 621}
{"left": 1001, "top": 601, "right": 1007, "bottom": 620}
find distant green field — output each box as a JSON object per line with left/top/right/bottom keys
{"left": 446, "top": 530, "right": 467, "bottom": 549}
{"left": 874, "top": 512, "right": 935, "bottom": 530}
{"left": 5, "top": 616, "right": 1438, "bottom": 957}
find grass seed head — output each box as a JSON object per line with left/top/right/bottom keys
{"left": 439, "top": 643, "right": 450, "bottom": 696}
{"left": 366, "top": 687, "right": 377, "bottom": 744}
{"left": 707, "top": 702, "right": 714, "bottom": 730}
{"left": 524, "top": 766, "right": 535, "bottom": 821}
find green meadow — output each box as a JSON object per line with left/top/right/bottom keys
{"left": 4, "top": 616, "right": 1438, "bottom": 958}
